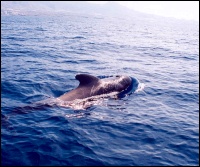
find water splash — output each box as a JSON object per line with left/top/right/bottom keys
{"left": 135, "top": 83, "right": 145, "bottom": 93}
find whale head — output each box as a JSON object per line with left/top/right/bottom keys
{"left": 117, "top": 76, "right": 139, "bottom": 98}
{"left": 97, "top": 75, "right": 136, "bottom": 96}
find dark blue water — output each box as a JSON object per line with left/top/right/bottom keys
{"left": 1, "top": 14, "right": 199, "bottom": 166}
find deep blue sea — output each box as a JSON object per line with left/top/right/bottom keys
{"left": 1, "top": 14, "right": 199, "bottom": 166}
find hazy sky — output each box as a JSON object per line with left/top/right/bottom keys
{"left": 88, "top": 1, "right": 199, "bottom": 21}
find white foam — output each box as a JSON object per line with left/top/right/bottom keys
{"left": 135, "top": 83, "right": 145, "bottom": 93}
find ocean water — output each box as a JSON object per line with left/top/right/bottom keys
{"left": 1, "top": 14, "right": 199, "bottom": 166}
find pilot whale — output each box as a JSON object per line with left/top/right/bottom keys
{"left": 10, "top": 74, "right": 140, "bottom": 114}
{"left": 57, "top": 74, "right": 139, "bottom": 101}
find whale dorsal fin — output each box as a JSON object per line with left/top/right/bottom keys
{"left": 75, "top": 74, "right": 99, "bottom": 86}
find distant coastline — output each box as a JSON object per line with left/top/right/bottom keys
{"left": 1, "top": 1, "right": 199, "bottom": 23}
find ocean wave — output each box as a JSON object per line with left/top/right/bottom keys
{"left": 1, "top": 14, "right": 199, "bottom": 166}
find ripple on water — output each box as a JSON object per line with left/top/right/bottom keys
{"left": 1, "top": 14, "right": 199, "bottom": 166}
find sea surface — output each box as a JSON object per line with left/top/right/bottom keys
{"left": 1, "top": 14, "right": 199, "bottom": 166}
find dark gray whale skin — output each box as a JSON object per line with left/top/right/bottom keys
{"left": 58, "top": 74, "right": 133, "bottom": 101}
